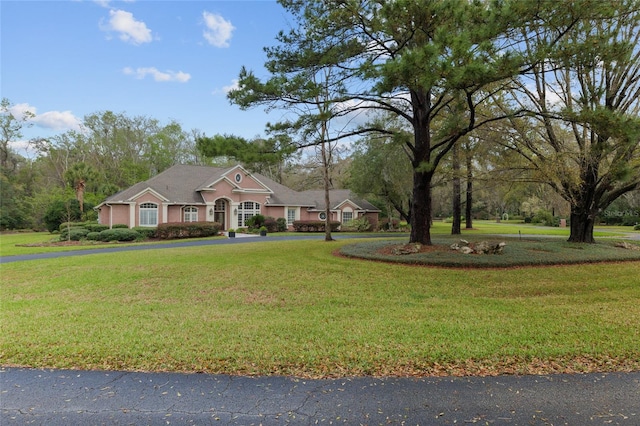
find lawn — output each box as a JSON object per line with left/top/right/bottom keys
{"left": 1, "top": 238, "right": 639, "bottom": 378}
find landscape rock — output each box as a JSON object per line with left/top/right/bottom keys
{"left": 391, "top": 243, "right": 422, "bottom": 255}
{"left": 450, "top": 240, "right": 506, "bottom": 255}
{"left": 614, "top": 241, "right": 640, "bottom": 251}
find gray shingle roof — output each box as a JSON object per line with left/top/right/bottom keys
{"left": 102, "top": 165, "right": 380, "bottom": 211}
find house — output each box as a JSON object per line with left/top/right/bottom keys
{"left": 96, "top": 164, "right": 380, "bottom": 230}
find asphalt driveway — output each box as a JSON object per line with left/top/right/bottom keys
{"left": 2, "top": 367, "right": 639, "bottom": 425}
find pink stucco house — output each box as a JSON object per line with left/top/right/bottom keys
{"left": 96, "top": 164, "right": 380, "bottom": 230}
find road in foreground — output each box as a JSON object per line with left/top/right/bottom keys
{"left": 2, "top": 367, "right": 638, "bottom": 425}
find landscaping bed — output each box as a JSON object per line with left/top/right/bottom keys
{"left": 339, "top": 237, "right": 640, "bottom": 268}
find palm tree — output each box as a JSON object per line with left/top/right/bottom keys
{"left": 64, "top": 162, "right": 97, "bottom": 212}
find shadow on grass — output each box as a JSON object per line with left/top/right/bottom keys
{"left": 339, "top": 236, "right": 640, "bottom": 268}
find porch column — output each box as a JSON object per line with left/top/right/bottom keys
{"left": 128, "top": 202, "right": 136, "bottom": 228}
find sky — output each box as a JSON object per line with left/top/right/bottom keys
{"left": 1, "top": 0, "right": 295, "bottom": 158}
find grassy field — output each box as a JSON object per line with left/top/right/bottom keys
{"left": 1, "top": 220, "right": 635, "bottom": 257}
{"left": 2, "top": 237, "right": 639, "bottom": 378}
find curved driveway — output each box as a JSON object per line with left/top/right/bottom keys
{"left": 0, "top": 234, "right": 389, "bottom": 264}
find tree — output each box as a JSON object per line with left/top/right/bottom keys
{"left": 235, "top": 0, "right": 575, "bottom": 245}
{"left": 64, "top": 162, "right": 98, "bottom": 213}
{"left": 229, "top": 25, "right": 354, "bottom": 242}
{"left": 1, "top": 98, "right": 33, "bottom": 172}
{"left": 348, "top": 127, "right": 413, "bottom": 223}
{"left": 501, "top": 1, "right": 640, "bottom": 242}
{"left": 196, "top": 133, "right": 296, "bottom": 183}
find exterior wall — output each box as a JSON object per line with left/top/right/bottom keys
{"left": 363, "top": 211, "right": 379, "bottom": 229}
{"left": 263, "top": 206, "right": 286, "bottom": 220}
{"left": 98, "top": 204, "right": 132, "bottom": 228}
{"left": 223, "top": 169, "right": 266, "bottom": 190}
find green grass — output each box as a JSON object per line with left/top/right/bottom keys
{"left": 1, "top": 220, "right": 635, "bottom": 256}
{"left": 2, "top": 239, "right": 639, "bottom": 378}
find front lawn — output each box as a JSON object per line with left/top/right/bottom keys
{"left": 1, "top": 239, "right": 639, "bottom": 378}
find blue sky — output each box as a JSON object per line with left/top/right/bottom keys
{"left": 1, "top": 0, "right": 294, "bottom": 157}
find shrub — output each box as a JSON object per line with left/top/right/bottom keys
{"left": 85, "top": 224, "right": 109, "bottom": 233}
{"left": 245, "top": 214, "right": 265, "bottom": 230}
{"left": 635, "top": 224, "right": 640, "bottom": 231}
{"left": 132, "top": 226, "right": 157, "bottom": 239}
{"left": 292, "top": 220, "right": 341, "bottom": 232}
{"left": 380, "top": 218, "right": 400, "bottom": 231}
{"left": 59, "top": 227, "right": 89, "bottom": 241}
{"left": 59, "top": 221, "right": 86, "bottom": 232}
{"left": 155, "top": 222, "right": 221, "bottom": 239}
{"left": 112, "top": 224, "right": 129, "bottom": 229}
{"left": 44, "top": 199, "right": 92, "bottom": 233}
{"left": 276, "top": 217, "right": 288, "bottom": 232}
{"left": 341, "top": 217, "right": 372, "bottom": 232}
{"left": 97, "top": 229, "right": 140, "bottom": 242}
{"left": 86, "top": 232, "right": 101, "bottom": 241}
{"left": 532, "top": 209, "right": 555, "bottom": 226}
{"left": 264, "top": 216, "right": 279, "bottom": 233}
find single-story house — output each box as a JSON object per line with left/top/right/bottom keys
{"left": 96, "top": 164, "right": 380, "bottom": 230}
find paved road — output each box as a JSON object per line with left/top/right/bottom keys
{"left": 2, "top": 367, "right": 639, "bottom": 425}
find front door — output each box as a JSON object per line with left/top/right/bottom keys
{"left": 214, "top": 199, "right": 226, "bottom": 229}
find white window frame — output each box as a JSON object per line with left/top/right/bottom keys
{"left": 318, "top": 211, "right": 327, "bottom": 221}
{"left": 287, "top": 208, "right": 296, "bottom": 225}
{"left": 139, "top": 202, "right": 158, "bottom": 227}
{"left": 184, "top": 206, "right": 198, "bottom": 222}
{"left": 342, "top": 209, "right": 353, "bottom": 224}
{"left": 237, "top": 201, "right": 260, "bottom": 227}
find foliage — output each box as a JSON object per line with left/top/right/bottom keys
{"left": 155, "top": 222, "right": 221, "bottom": 239}
{"left": 132, "top": 226, "right": 157, "bottom": 239}
{"left": 292, "top": 220, "right": 341, "bottom": 232}
{"left": 59, "top": 227, "right": 89, "bottom": 242}
{"left": 263, "top": 217, "right": 279, "bottom": 233}
{"left": 276, "top": 217, "right": 288, "bottom": 232}
{"left": 498, "top": 1, "right": 640, "bottom": 242}
{"left": 245, "top": 214, "right": 265, "bottom": 230}
{"left": 341, "top": 217, "right": 373, "bottom": 232}
{"left": 43, "top": 199, "right": 92, "bottom": 233}
{"left": 96, "top": 228, "right": 140, "bottom": 242}
{"left": 112, "top": 224, "right": 129, "bottom": 229}
{"left": 531, "top": 210, "right": 557, "bottom": 227}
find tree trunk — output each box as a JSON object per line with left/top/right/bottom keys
{"left": 568, "top": 208, "right": 596, "bottom": 243}
{"left": 465, "top": 144, "right": 473, "bottom": 229}
{"left": 408, "top": 89, "right": 434, "bottom": 245}
{"left": 451, "top": 143, "right": 461, "bottom": 235}
{"left": 320, "top": 140, "right": 333, "bottom": 242}
{"left": 410, "top": 169, "right": 433, "bottom": 245}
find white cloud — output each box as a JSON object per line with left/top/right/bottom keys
{"left": 123, "top": 67, "right": 191, "bottom": 83}
{"left": 202, "top": 11, "right": 234, "bottom": 48}
{"left": 33, "top": 111, "right": 83, "bottom": 130}
{"left": 10, "top": 103, "right": 82, "bottom": 131}
{"left": 101, "top": 9, "right": 152, "bottom": 45}
{"left": 222, "top": 79, "right": 239, "bottom": 94}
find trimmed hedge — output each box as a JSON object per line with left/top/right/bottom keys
{"left": 292, "top": 220, "right": 341, "bottom": 232}
{"left": 155, "top": 222, "right": 221, "bottom": 239}
{"left": 132, "top": 226, "right": 157, "bottom": 239}
{"left": 59, "top": 227, "right": 90, "bottom": 241}
{"left": 112, "top": 224, "right": 129, "bottom": 229}
{"left": 97, "top": 229, "right": 140, "bottom": 242}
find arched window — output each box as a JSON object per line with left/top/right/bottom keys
{"left": 139, "top": 203, "right": 158, "bottom": 227}
{"left": 184, "top": 206, "right": 198, "bottom": 222}
{"left": 237, "top": 201, "right": 260, "bottom": 227}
